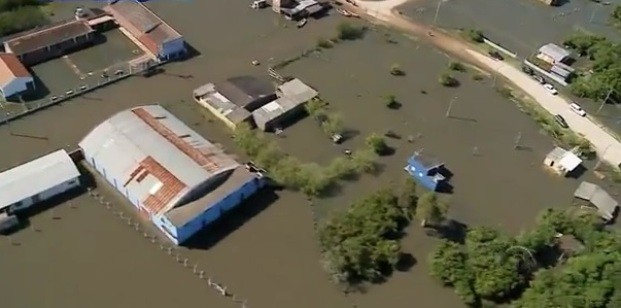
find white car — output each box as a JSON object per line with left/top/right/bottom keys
{"left": 543, "top": 83, "right": 558, "bottom": 95}
{"left": 570, "top": 103, "right": 587, "bottom": 117}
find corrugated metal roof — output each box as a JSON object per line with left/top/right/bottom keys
{"left": 194, "top": 83, "right": 252, "bottom": 125}
{"left": 0, "top": 150, "right": 80, "bottom": 210}
{"left": 538, "top": 43, "right": 570, "bottom": 63}
{"left": 252, "top": 78, "right": 318, "bottom": 130}
{"left": 574, "top": 181, "right": 619, "bottom": 220}
{"left": 79, "top": 105, "right": 240, "bottom": 216}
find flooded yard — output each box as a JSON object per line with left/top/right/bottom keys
{"left": 1, "top": 1, "right": 620, "bottom": 308}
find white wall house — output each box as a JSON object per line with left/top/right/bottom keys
{"left": 0, "top": 150, "right": 81, "bottom": 214}
{"left": 0, "top": 53, "right": 33, "bottom": 99}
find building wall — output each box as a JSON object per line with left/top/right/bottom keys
{"left": 160, "top": 37, "right": 186, "bottom": 60}
{"left": 175, "top": 176, "right": 265, "bottom": 244}
{"left": 194, "top": 98, "right": 238, "bottom": 129}
{"left": 406, "top": 160, "right": 438, "bottom": 191}
{"left": 10, "top": 177, "right": 81, "bottom": 213}
{"left": 0, "top": 77, "right": 32, "bottom": 98}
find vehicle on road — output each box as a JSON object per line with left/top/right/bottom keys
{"left": 543, "top": 83, "right": 558, "bottom": 95}
{"left": 554, "top": 114, "right": 569, "bottom": 128}
{"left": 532, "top": 75, "right": 545, "bottom": 84}
{"left": 488, "top": 50, "right": 504, "bottom": 61}
{"left": 521, "top": 65, "right": 534, "bottom": 75}
{"left": 570, "top": 103, "right": 587, "bottom": 117}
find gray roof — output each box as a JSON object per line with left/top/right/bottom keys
{"left": 574, "top": 181, "right": 619, "bottom": 220}
{"left": 4, "top": 20, "right": 94, "bottom": 56}
{"left": 410, "top": 153, "right": 444, "bottom": 170}
{"left": 165, "top": 166, "right": 258, "bottom": 227}
{"left": 194, "top": 83, "right": 252, "bottom": 124}
{"left": 217, "top": 76, "right": 276, "bottom": 108}
{"left": 277, "top": 78, "right": 318, "bottom": 104}
{"left": 551, "top": 65, "right": 572, "bottom": 79}
{"left": 546, "top": 147, "right": 567, "bottom": 162}
{"left": 538, "top": 43, "right": 571, "bottom": 62}
{"left": 79, "top": 105, "right": 241, "bottom": 217}
{"left": 252, "top": 96, "right": 301, "bottom": 130}
{"left": 0, "top": 150, "right": 80, "bottom": 210}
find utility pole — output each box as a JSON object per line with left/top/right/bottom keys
{"left": 445, "top": 96, "right": 457, "bottom": 118}
{"left": 596, "top": 87, "right": 614, "bottom": 115}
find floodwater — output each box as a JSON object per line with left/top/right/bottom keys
{"left": 1, "top": 1, "right": 620, "bottom": 308}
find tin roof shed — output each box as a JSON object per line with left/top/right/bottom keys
{"left": 574, "top": 181, "right": 619, "bottom": 221}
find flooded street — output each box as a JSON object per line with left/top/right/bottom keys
{"left": 1, "top": 1, "right": 620, "bottom": 308}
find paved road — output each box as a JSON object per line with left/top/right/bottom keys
{"left": 468, "top": 50, "right": 621, "bottom": 167}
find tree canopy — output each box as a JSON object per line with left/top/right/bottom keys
{"left": 429, "top": 208, "right": 621, "bottom": 307}
{"left": 318, "top": 178, "right": 418, "bottom": 284}
{"left": 0, "top": 0, "right": 48, "bottom": 37}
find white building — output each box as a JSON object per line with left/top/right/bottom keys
{"left": 0, "top": 150, "right": 81, "bottom": 214}
{"left": 0, "top": 53, "right": 34, "bottom": 99}
{"left": 543, "top": 147, "right": 582, "bottom": 176}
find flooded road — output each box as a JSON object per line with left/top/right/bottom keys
{"left": 1, "top": 1, "right": 620, "bottom": 308}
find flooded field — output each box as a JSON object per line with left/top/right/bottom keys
{"left": 1, "top": 1, "right": 620, "bottom": 308}
{"left": 399, "top": 0, "right": 621, "bottom": 58}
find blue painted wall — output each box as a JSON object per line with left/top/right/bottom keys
{"left": 405, "top": 157, "right": 441, "bottom": 191}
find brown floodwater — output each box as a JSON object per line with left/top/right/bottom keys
{"left": 1, "top": 1, "right": 620, "bottom": 308}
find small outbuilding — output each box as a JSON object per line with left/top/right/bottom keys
{"left": 543, "top": 147, "right": 582, "bottom": 176}
{"left": 0, "top": 149, "right": 81, "bottom": 215}
{"left": 574, "top": 181, "right": 619, "bottom": 222}
{"left": 252, "top": 78, "right": 318, "bottom": 131}
{"left": 537, "top": 43, "right": 571, "bottom": 65}
{"left": 404, "top": 153, "right": 448, "bottom": 191}
{"left": 193, "top": 83, "right": 253, "bottom": 129}
{"left": 0, "top": 53, "right": 34, "bottom": 99}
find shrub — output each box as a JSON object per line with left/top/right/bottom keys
{"left": 337, "top": 22, "right": 365, "bottom": 40}
{"left": 439, "top": 72, "right": 459, "bottom": 87}
{"left": 366, "top": 133, "right": 390, "bottom": 155}
{"left": 466, "top": 29, "right": 484, "bottom": 43}
{"left": 390, "top": 64, "right": 405, "bottom": 76}
{"left": 385, "top": 94, "right": 399, "bottom": 109}
{"left": 448, "top": 61, "right": 466, "bottom": 72}
{"left": 316, "top": 37, "right": 333, "bottom": 49}
{"left": 472, "top": 73, "right": 485, "bottom": 81}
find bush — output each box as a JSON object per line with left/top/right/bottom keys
{"left": 448, "top": 61, "right": 466, "bottom": 72}
{"left": 472, "top": 73, "right": 485, "bottom": 81}
{"left": 366, "top": 133, "right": 390, "bottom": 155}
{"left": 0, "top": 5, "right": 48, "bottom": 36}
{"left": 465, "top": 29, "right": 484, "bottom": 43}
{"left": 439, "top": 72, "right": 459, "bottom": 87}
{"left": 390, "top": 64, "right": 406, "bottom": 76}
{"left": 316, "top": 37, "right": 333, "bottom": 49}
{"left": 385, "top": 94, "right": 399, "bottom": 108}
{"left": 337, "top": 22, "right": 365, "bottom": 40}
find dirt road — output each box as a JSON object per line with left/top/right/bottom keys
{"left": 342, "top": 0, "right": 621, "bottom": 167}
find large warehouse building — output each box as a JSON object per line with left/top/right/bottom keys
{"left": 0, "top": 149, "right": 81, "bottom": 215}
{"left": 79, "top": 105, "right": 266, "bottom": 245}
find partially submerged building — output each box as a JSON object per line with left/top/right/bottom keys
{"left": 543, "top": 147, "right": 582, "bottom": 177}
{"left": 3, "top": 19, "right": 95, "bottom": 66}
{"left": 105, "top": 0, "right": 186, "bottom": 61}
{"left": 0, "top": 150, "right": 81, "bottom": 215}
{"left": 574, "top": 181, "right": 619, "bottom": 222}
{"left": 74, "top": 7, "right": 116, "bottom": 31}
{"left": 193, "top": 83, "right": 253, "bottom": 129}
{"left": 79, "top": 105, "right": 266, "bottom": 245}
{"left": 0, "top": 212, "right": 18, "bottom": 233}
{"left": 216, "top": 76, "right": 277, "bottom": 111}
{"left": 404, "top": 153, "right": 448, "bottom": 191}
{"left": 270, "top": 0, "right": 325, "bottom": 20}
{"left": 537, "top": 43, "right": 571, "bottom": 65}
{"left": 252, "top": 78, "right": 318, "bottom": 131}
{"left": 0, "top": 53, "right": 34, "bottom": 99}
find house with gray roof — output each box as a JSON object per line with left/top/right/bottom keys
{"left": 537, "top": 43, "right": 571, "bottom": 65}
{"left": 79, "top": 105, "right": 266, "bottom": 245}
{"left": 193, "top": 83, "right": 252, "bottom": 129}
{"left": 574, "top": 181, "right": 619, "bottom": 222}
{"left": 252, "top": 78, "right": 318, "bottom": 131}
{"left": 216, "top": 76, "right": 277, "bottom": 111}
{"left": 543, "top": 146, "right": 582, "bottom": 176}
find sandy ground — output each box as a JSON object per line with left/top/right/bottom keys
{"left": 346, "top": 0, "right": 621, "bottom": 167}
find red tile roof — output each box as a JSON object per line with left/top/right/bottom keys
{"left": 0, "top": 53, "right": 31, "bottom": 87}
{"left": 139, "top": 156, "right": 186, "bottom": 215}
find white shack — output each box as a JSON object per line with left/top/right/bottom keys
{"left": 0, "top": 150, "right": 81, "bottom": 214}
{"left": 543, "top": 147, "right": 582, "bottom": 176}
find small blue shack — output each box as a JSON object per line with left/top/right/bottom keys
{"left": 404, "top": 153, "right": 447, "bottom": 191}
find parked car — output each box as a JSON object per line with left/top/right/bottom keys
{"left": 488, "top": 50, "right": 504, "bottom": 61}
{"left": 543, "top": 83, "right": 558, "bottom": 95}
{"left": 570, "top": 103, "right": 587, "bottom": 117}
{"left": 522, "top": 66, "right": 534, "bottom": 75}
{"left": 554, "top": 114, "right": 569, "bottom": 128}
{"left": 532, "top": 75, "right": 545, "bottom": 84}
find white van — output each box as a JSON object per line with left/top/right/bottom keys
{"left": 570, "top": 103, "right": 587, "bottom": 117}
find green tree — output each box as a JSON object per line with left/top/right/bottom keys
{"left": 365, "top": 133, "right": 389, "bottom": 155}
{"left": 350, "top": 149, "right": 378, "bottom": 173}
{"left": 385, "top": 94, "right": 399, "bottom": 108}
{"left": 612, "top": 5, "right": 621, "bottom": 26}
{"left": 390, "top": 64, "right": 405, "bottom": 76}
{"left": 439, "top": 72, "right": 459, "bottom": 87}
{"left": 415, "top": 192, "right": 448, "bottom": 227}
{"left": 0, "top": 5, "right": 48, "bottom": 36}
{"left": 337, "top": 22, "right": 365, "bottom": 40}
{"left": 397, "top": 177, "right": 418, "bottom": 219}
{"left": 322, "top": 113, "right": 344, "bottom": 136}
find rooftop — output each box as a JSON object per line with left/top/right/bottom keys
{"left": 538, "top": 43, "right": 571, "bottom": 62}
{"left": 79, "top": 105, "right": 241, "bottom": 216}
{"left": 0, "top": 53, "right": 31, "bottom": 87}
{"left": 408, "top": 153, "right": 444, "bottom": 170}
{"left": 277, "top": 78, "right": 318, "bottom": 103}
{"left": 0, "top": 150, "right": 81, "bottom": 211}
{"left": 546, "top": 147, "right": 581, "bottom": 172}
{"left": 4, "top": 19, "right": 94, "bottom": 56}
{"left": 165, "top": 166, "right": 258, "bottom": 227}
{"left": 252, "top": 96, "right": 301, "bottom": 127}
{"left": 216, "top": 76, "right": 276, "bottom": 108}
{"left": 105, "top": 0, "right": 182, "bottom": 47}
{"left": 574, "top": 181, "right": 619, "bottom": 221}
{"left": 194, "top": 83, "right": 252, "bottom": 124}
